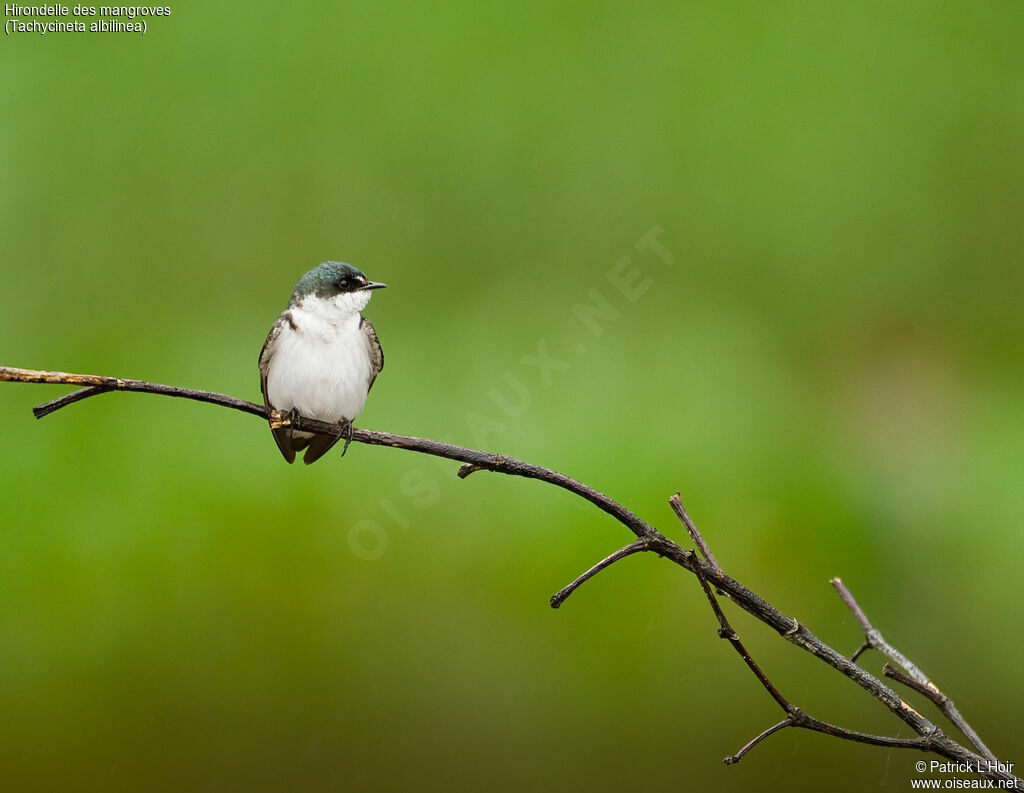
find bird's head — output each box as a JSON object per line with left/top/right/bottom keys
{"left": 290, "top": 261, "right": 387, "bottom": 311}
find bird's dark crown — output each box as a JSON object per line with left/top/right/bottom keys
{"left": 290, "top": 261, "right": 372, "bottom": 303}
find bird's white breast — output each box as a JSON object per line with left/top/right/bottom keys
{"left": 265, "top": 294, "right": 374, "bottom": 427}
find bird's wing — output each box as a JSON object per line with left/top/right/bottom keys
{"left": 360, "top": 316, "right": 384, "bottom": 392}
{"left": 259, "top": 313, "right": 297, "bottom": 464}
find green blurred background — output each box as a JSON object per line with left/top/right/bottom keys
{"left": 2, "top": 2, "right": 1022, "bottom": 791}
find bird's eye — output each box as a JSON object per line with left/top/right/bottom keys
{"left": 339, "top": 278, "right": 350, "bottom": 290}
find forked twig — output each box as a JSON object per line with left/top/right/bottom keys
{"left": 691, "top": 554, "right": 938, "bottom": 765}
{"left": 832, "top": 578, "right": 997, "bottom": 762}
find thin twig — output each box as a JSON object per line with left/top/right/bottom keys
{"left": 669, "top": 492, "right": 720, "bottom": 573}
{"left": 457, "top": 463, "right": 484, "bottom": 478}
{"left": 1, "top": 365, "right": 1019, "bottom": 788}
{"left": 885, "top": 664, "right": 945, "bottom": 702}
{"left": 832, "top": 577, "right": 930, "bottom": 682}
{"left": 725, "top": 708, "right": 942, "bottom": 765}
{"left": 831, "top": 578, "right": 997, "bottom": 762}
{"left": 550, "top": 539, "right": 652, "bottom": 608}
{"left": 851, "top": 641, "right": 871, "bottom": 663}
{"left": 724, "top": 718, "right": 792, "bottom": 765}
{"left": 882, "top": 664, "right": 998, "bottom": 764}
{"left": 693, "top": 559, "right": 939, "bottom": 767}
{"left": 789, "top": 708, "right": 936, "bottom": 751}
{"left": 692, "top": 562, "right": 790, "bottom": 712}
{"left": 33, "top": 385, "right": 109, "bottom": 418}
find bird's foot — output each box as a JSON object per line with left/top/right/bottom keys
{"left": 287, "top": 408, "right": 302, "bottom": 441}
{"left": 340, "top": 418, "right": 355, "bottom": 457}
{"left": 270, "top": 407, "right": 301, "bottom": 433}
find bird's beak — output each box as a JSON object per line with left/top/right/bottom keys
{"left": 361, "top": 281, "right": 387, "bottom": 290}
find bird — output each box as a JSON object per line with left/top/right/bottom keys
{"left": 259, "top": 261, "right": 386, "bottom": 464}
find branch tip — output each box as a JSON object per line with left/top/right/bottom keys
{"left": 550, "top": 539, "right": 649, "bottom": 608}
{"left": 724, "top": 718, "right": 794, "bottom": 764}
{"left": 668, "top": 492, "right": 721, "bottom": 573}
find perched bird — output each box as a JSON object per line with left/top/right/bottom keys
{"left": 259, "top": 261, "right": 386, "bottom": 464}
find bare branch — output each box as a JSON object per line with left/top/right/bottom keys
{"left": 883, "top": 662, "right": 998, "bottom": 764}
{"left": 1, "top": 366, "right": 659, "bottom": 542}
{"left": 692, "top": 561, "right": 790, "bottom": 712}
{"left": 831, "top": 578, "right": 997, "bottom": 762}
{"left": 832, "top": 577, "right": 931, "bottom": 681}
{"left": 724, "top": 707, "right": 943, "bottom": 766}
{"left": 885, "top": 663, "right": 946, "bottom": 702}
{"left": 833, "top": 577, "right": 930, "bottom": 684}
{"left": 694, "top": 559, "right": 942, "bottom": 768}
{"left": 550, "top": 539, "right": 653, "bottom": 609}
{"left": 2, "top": 364, "right": 1019, "bottom": 788}
{"left": 33, "top": 385, "right": 109, "bottom": 418}
{"left": 724, "top": 717, "right": 793, "bottom": 765}
{"left": 789, "top": 708, "right": 936, "bottom": 751}
{"left": 851, "top": 641, "right": 871, "bottom": 663}
{"left": 669, "top": 492, "right": 720, "bottom": 573}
